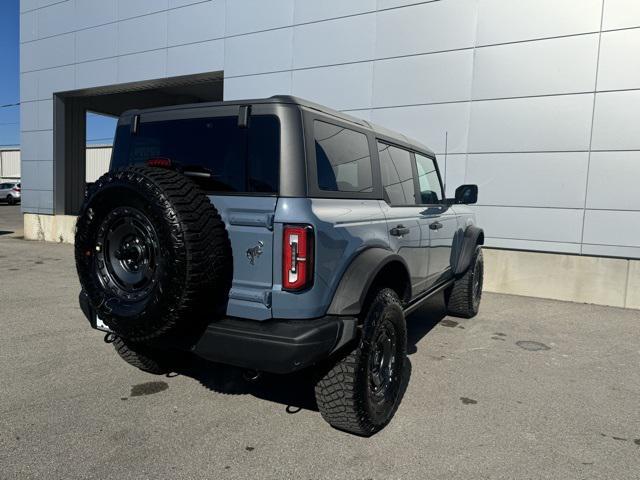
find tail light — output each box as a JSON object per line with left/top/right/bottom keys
{"left": 283, "top": 225, "right": 314, "bottom": 291}
{"left": 12, "top": 186, "right": 20, "bottom": 192}
{"left": 146, "top": 157, "right": 172, "bottom": 168}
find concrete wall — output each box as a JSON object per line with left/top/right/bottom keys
{"left": 484, "top": 249, "right": 640, "bottom": 310}
{"left": 19, "top": 0, "right": 640, "bottom": 261}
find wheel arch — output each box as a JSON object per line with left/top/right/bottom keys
{"left": 452, "top": 226, "right": 484, "bottom": 276}
{"left": 326, "top": 248, "right": 411, "bottom": 317}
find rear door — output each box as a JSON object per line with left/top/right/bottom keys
{"left": 116, "top": 105, "right": 281, "bottom": 320}
{"left": 377, "top": 142, "right": 428, "bottom": 295}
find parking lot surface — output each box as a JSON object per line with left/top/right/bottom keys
{"left": 1, "top": 212, "right": 639, "bottom": 479}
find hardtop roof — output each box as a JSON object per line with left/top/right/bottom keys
{"left": 125, "top": 95, "right": 435, "bottom": 156}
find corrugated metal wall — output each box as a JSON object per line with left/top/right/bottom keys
{"left": 85, "top": 146, "right": 112, "bottom": 183}
{"left": 0, "top": 147, "right": 112, "bottom": 183}
{"left": 0, "top": 150, "right": 21, "bottom": 179}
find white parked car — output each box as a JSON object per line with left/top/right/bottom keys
{"left": 0, "top": 181, "right": 21, "bottom": 205}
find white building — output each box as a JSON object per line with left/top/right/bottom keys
{"left": 19, "top": 0, "right": 640, "bottom": 308}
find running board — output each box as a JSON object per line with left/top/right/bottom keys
{"left": 403, "top": 279, "right": 454, "bottom": 316}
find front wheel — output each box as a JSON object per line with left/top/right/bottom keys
{"left": 315, "top": 288, "right": 407, "bottom": 436}
{"left": 445, "top": 246, "right": 483, "bottom": 318}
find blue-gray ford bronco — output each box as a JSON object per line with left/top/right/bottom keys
{"left": 76, "top": 96, "right": 484, "bottom": 436}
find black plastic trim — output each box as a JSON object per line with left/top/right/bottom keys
{"left": 327, "top": 248, "right": 410, "bottom": 316}
{"left": 192, "top": 316, "right": 357, "bottom": 374}
{"left": 403, "top": 278, "right": 454, "bottom": 316}
{"left": 78, "top": 291, "right": 358, "bottom": 374}
{"left": 453, "top": 226, "right": 484, "bottom": 275}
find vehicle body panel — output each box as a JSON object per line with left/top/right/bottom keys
{"left": 106, "top": 96, "right": 480, "bottom": 323}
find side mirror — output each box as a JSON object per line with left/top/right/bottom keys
{"left": 454, "top": 184, "right": 478, "bottom": 204}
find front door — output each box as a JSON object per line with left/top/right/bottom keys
{"left": 414, "top": 153, "right": 456, "bottom": 285}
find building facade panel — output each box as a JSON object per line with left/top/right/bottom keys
{"left": 472, "top": 35, "right": 599, "bottom": 100}
{"left": 373, "top": 49, "right": 474, "bottom": 107}
{"left": 226, "top": 0, "right": 294, "bottom": 36}
{"left": 602, "top": 0, "right": 640, "bottom": 30}
{"left": 468, "top": 94, "right": 594, "bottom": 153}
{"left": 16, "top": 0, "right": 640, "bottom": 258}
{"left": 586, "top": 152, "right": 640, "bottom": 211}
{"left": 476, "top": 0, "right": 602, "bottom": 46}
{"left": 291, "top": 62, "right": 373, "bottom": 111}
{"left": 466, "top": 152, "right": 589, "bottom": 209}
{"left": 591, "top": 90, "right": 640, "bottom": 151}
{"left": 168, "top": 1, "right": 226, "bottom": 46}
{"left": 597, "top": 29, "right": 640, "bottom": 92}
{"left": 375, "top": 0, "right": 477, "bottom": 59}
{"left": 294, "top": 0, "right": 376, "bottom": 23}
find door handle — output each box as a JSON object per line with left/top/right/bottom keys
{"left": 429, "top": 221, "right": 443, "bottom": 230}
{"left": 390, "top": 225, "right": 410, "bottom": 237}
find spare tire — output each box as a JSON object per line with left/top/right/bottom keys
{"left": 75, "top": 167, "right": 232, "bottom": 341}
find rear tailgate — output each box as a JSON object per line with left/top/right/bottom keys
{"left": 211, "top": 195, "right": 277, "bottom": 320}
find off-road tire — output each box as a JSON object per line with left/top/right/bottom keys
{"left": 112, "top": 336, "right": 171, "bottom": 374}
{"left": 315, "top": 288, "right": 407, "bottom": 436}
{"left": 445, "top": 246, "right": 483, "bottom": 318}
{"left": 75, "top": 167, "right": 232, "bottom": 341}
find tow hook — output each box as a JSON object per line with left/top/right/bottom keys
{"left": 242, "top": 370, "right": 261, "bottom": 382}
{"left": 103, "top": 333, "right": 116, "bottom": 344}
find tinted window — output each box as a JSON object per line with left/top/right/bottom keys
{"left": 114, "top": 115, "right": 280, "bottom": 194}
{"left": 314, "top": 121, "right": 373, "bottom": 193}
{"left": 415, "top": 153, "right": 442, "bottom": 204}
{"left": 378, "top": 142, "right": 416, "bottom": 205}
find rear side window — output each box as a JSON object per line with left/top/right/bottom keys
{"left": 415, "top": 153, "right": 443, "bottom": 204}
{"left": 378, "top": 142, "right": 416, "bottom": 206}
{"left": 113, "top": 115, "right": 280, "bottom": 194}
{"left": 314, "top": 120, "right": 373, "bottom": 193}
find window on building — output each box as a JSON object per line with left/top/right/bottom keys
{"left": 114, "top": 115, "right": 280, "bottom": 194}
{"left": 378, "top": 142, "right": 416, "bottom": 206}
{"left": 314, "top": 120, "right": 373, "bottom": 193}
{"left": 415, "top": 153, "right": 443, "bottom": 204}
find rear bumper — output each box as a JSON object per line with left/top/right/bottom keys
{"left": 79, "top": 291, "right": 358, "bottom": 374}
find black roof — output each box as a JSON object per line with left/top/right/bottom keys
{"left": 126, "top": 95, "right": 435, "bottom": 156}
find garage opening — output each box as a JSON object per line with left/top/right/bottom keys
{"left": 53, "top": 72, "right": 224, "bottom": 215}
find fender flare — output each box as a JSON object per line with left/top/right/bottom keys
{"left": 453, "top": 226, "right": 484, "bottom": 275}
{"left": 326, "top": 248, "right": 410, "bottom": 316}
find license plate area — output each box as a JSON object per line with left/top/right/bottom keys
{"left": 95, "top": 316, "right": 112, "bottom": 333}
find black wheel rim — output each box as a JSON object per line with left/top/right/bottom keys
{"left": 368, "top": 318, "right": 398, "bottom": 404}
{"left": 473, "top": 255, "right": 483, "bottom": 305}
{"left": 95, "top": 207, "right": 161, "bottom": 300}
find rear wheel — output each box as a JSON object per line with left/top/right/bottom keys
{"left": 445, "top": 246, "right": 483, "bottom": 318}
{"left": 315, "top": 288, "right": 407, "bottom": 436}
{"left": 7, "top": 195, "right": 15, "bottom": 205}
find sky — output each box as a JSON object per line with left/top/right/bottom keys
{"left": 0, "top": 0, "right": 117, "bottom": 148}
{"left": 0, "top": 0, "right": 20, "bottom": 147}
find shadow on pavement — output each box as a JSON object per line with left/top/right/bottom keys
{"left": 175, "top": 294, "right": 448, "bottom": 414}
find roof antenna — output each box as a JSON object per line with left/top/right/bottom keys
{"left": 443, "top": 131, "right": 448, "bottom": 196}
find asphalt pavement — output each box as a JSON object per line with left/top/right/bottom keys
{"left": 1, "top": 207, "right": 639, "bottom": 479}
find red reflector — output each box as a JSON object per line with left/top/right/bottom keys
{"left": 146, "top": 157, "right": 172, "bottom": 168}
{"left": 283, "top": 225, "right": 314, "bottom": 291}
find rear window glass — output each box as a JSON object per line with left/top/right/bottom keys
{"left": 314, "top": 120, "right": 373, "bottom": 194}
{"left": 112, "top": 115, "right": 280, "bottom": 194}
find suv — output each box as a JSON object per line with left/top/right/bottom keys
{"left": 0, "top": 181, "right": 20, "bottom": 205}
{"left": 75, "top": 96, "right": 484, "bottom": 436}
